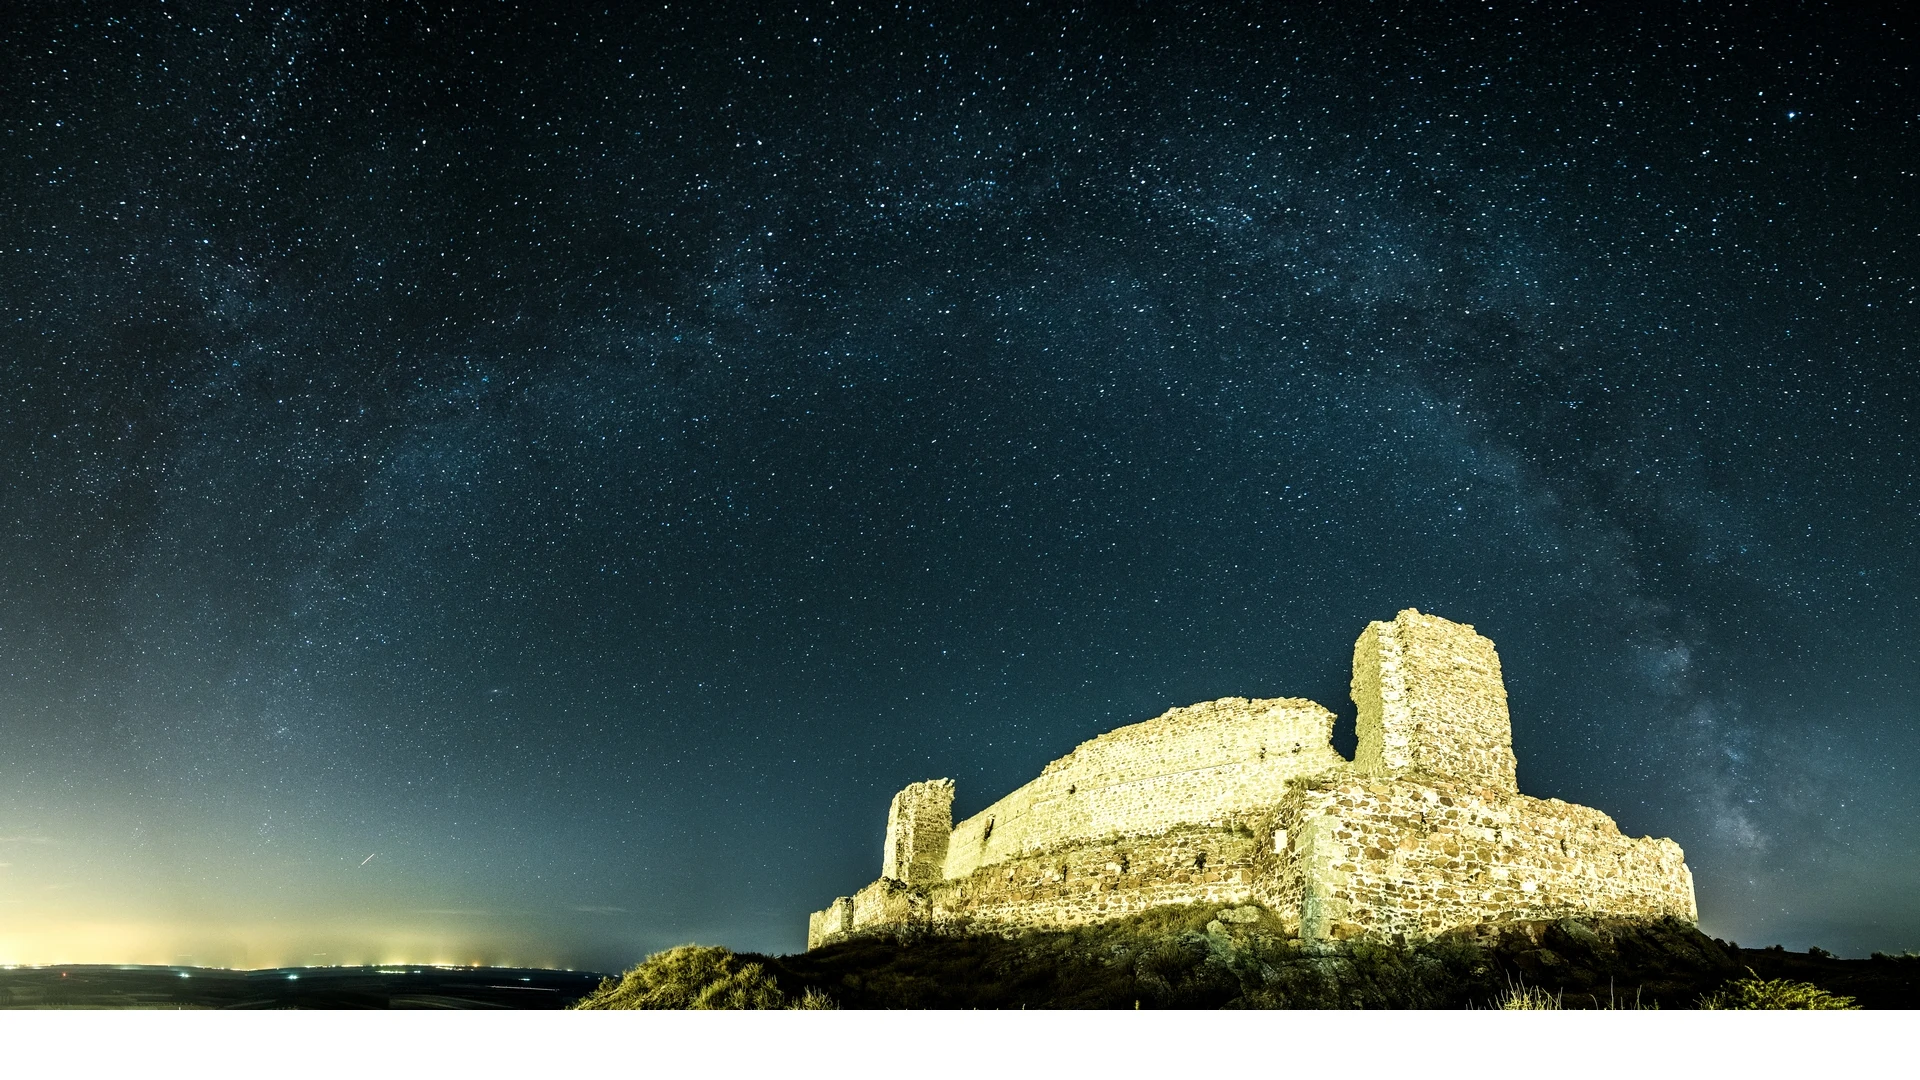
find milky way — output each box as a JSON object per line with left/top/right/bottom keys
{"left": 1, "top": 3, "right": 1914, "bottom": 966}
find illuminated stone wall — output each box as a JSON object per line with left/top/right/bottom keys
{"left": 942, "top": 697, "right": 1345, "bottom": 879}
{"left": 1267, "top": 775, "right": 1697, "bottom": 943}
{"left": 810, "top": 821, "right": 1264, "bottom": 947}
{"left": 806, "top": 897, "right": 853, "bottom": 950}
{"left": 1352, "top": 609, "right": 1517, "bottom": 792}
{"left": 806, "top": 610, "right": 1696, "bottom": 951}
{"left": 927, "top": 822, "right": 1263, "bottom": 934}
{"left": 881, "top": 779, "right": 954, "bottom": 886}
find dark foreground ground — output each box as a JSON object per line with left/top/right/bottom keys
{"left": 760, "top": 906, "right": 1920, "bottom": 1009}
{"left": 0, "top": 965, "right": 609, "bottom": 1009}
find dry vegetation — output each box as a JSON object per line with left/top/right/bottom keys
{"left": 570, "top": 945, "right": 835, "bottom": 1010}
{"left": 576, "top": 908, "right": 1901, "bottom": 1010}
{"left": 1698, "top": 970, "right": 1858, "bottom": 1010}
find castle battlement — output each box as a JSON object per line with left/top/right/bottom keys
{"left": 806, "top": 610, "right": 1696, "bottom": 950}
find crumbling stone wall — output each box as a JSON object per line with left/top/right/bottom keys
{"left": 1352, "top": 609, "right": 1517, "bottom": 792}
{"left": 810, "top": 822, "right": 1266, "bottom": 946}
{"left": 943, "top": 697, "right": 1344, "bottom": 878}
{"left": 928, "top": 822, "right": 1264, "bottom": 935}
{"left": 881, "top": 779, "right": 954, "bottom": 885}
{"left": 806, "top": 897, "right": 853, "bottom": 950}
{"left": 1268, "top": 774, "right": 1696, "bottom": 943}
{"left": 806, "top": 609, "right": 1697, "bottom": 952}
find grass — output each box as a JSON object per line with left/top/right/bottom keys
{"left": 1698, "top": 969, "right": 1860, "bottom": 1010}
{"left": 1497, "top": 983, "right": 1563, "bottom": 1010}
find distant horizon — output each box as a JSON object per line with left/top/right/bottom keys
{"left": 0, "top": 958, "right": 586, "bottom": 971}
{"left": 0, "top": 919, "right": 588, "bottom": 972}
{"left": 5, "top": 916, "right": 1910, "bottom": 972}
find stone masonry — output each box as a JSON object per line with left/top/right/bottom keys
{"left": 1351, "top": 609, "right": 1517, "bottom": 791}
{"left": 806, "top": 609, "right": 1696, "bottom": 950}
{"left": 881, "top": 779, "right": 954, "bottom": 886}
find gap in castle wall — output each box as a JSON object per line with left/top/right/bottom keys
{"left": 1328, "top": 699, "right": 1358, "bottom": 760}
{"left": 1294, "top": 648, "right": 1359, "bottom": 761}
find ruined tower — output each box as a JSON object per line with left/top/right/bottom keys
{"left": 1350, "top": 608, "right": 1518, "bottom": 792}
{"left": 880, "top": 778, "right": 954, "bottom": 885}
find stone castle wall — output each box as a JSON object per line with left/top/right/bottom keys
{"left": 806, "top": 896, "right": 854, "bottom": 949}
{"left": 1264, "top": 775, "right": 1695, "bottom": 943}
{"left": 928, "top": 822, "right": 1263, "bottom": 935}
{"left": 806, "top": 822, "right": 1267, "bottom": 947}
{"left": 943, "top": 697, "right": 1346, "bottom": 879}
{"left": 806, "top": 609, "right": 1697, "bottom": 951}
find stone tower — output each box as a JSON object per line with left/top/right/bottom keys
{"left": 1350, "top": 608, "right": 1518, "bottom": 792}
{"left": 881, "top": 778, "right": 954, "bottom": 885}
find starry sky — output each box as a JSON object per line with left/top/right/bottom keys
{"left": 2, "top": 2, "right": 1914, "bottom": 968}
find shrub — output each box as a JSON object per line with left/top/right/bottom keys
{"left": 1698, "top": 970, "right": 1859, "bottom": 1010}
{"left": 572, "top": 945, "right": 834, "bottom": 1010}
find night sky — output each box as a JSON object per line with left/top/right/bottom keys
{"left": 2, "top": 2, "right": 1914, "bottom": 968}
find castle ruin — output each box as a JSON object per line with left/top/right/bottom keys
{"left": 807, "top": 609, "right": 1695, "bottom": 949}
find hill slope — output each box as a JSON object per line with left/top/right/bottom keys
{"left": 684, "top": 904, "right": 1914, "bottom": 1009}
